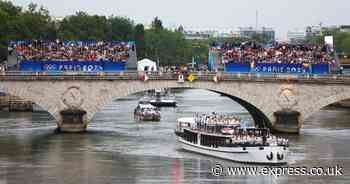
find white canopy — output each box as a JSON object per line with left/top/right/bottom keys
{"left": 138, "top": 103, "right": 157, "bottom": 109}
{"left": 177, "top": 117, "right": 196, "bottom": 125}
{"left": 137, "top": 58, "right": 157, "bottom": 72}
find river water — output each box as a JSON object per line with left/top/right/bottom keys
{"left": 0, "top": 89, "right": 349, "bottom": 184}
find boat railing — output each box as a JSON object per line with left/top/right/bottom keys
{"left": 179, "top": 124, "right": 289, "bottom": 147}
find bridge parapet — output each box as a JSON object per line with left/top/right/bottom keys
{"left": 1, "top": 71, "right": 350, "bottom": 84}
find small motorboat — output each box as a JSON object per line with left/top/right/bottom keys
{"left": 140, "top": 88, "right": 177, "bottom": 107}
{"left": 134, "top": 103, "right": 161, "bottom": 121}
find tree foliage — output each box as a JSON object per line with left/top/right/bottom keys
{"left": 251, "top": 33, "right": 271, "bottom": 44}
{"left": 134, "top": 24, "right": 146, "bottom": 58}
{"left": 305, "top": 29, "right": 350, "bottom": 54}
{"left": 151, "top": 17, "right": 163, "bottom": 30}
{"left": 0, "top": 1, "right": 56, "bottom": 61}
{"left": 145, "top": 28, "right": 189, "bottom": 65}
{"left": 107, "top": 16, "right": 134, "bottom": 41}
{"left": 58, "top": 12, "right": 108, "bottom": 40}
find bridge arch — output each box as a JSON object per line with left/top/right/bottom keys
{"left": 302, "top": 91, "right": 350, "bottom": 123}
{"left": 0, "top": 85, "right": 60, "bottom": 123}
{"left": 212, "top": 90, "right": 271, "bottom": 128}
{"left": 88, "top": 88, "right": 271, "bottom": 128}
{"left": 85, "top": 81, "right": 273, "bottom": 129}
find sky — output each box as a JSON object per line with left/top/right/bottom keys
{"left": 12, "top": 0, "right": 350, "bottom": 39}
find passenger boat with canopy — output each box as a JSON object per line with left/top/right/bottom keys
{"left": 175, "top": 113, "right": 289, "bottom": 165}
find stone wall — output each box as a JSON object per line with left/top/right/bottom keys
{"left": 0, "top": 95, "right": 33, "bottom": 111}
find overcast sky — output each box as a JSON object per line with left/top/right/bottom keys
{"left": 12, "top": 0, "right": 349, "bottom": 39}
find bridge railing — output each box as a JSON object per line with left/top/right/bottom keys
{"left": 0, "top": 71, "right": 140, "bottom": 80}
{"left": 2, "top": 71, "right": 350, "bottom": 84}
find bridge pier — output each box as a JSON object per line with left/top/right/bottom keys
{"left": 58, "top": 109, "right": 88, "bottom": 133}
{"left": 271, "top": 110, "right": 301, "bottom": 134}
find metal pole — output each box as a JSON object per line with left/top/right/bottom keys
{"left": 256, "top": 10, "right": 258, "bottom": 31}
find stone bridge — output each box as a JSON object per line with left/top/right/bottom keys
{"left": 1, "top": 72, "right": 350, "bottom": 133}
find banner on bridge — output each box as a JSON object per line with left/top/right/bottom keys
{"left": 224, "top": 63, "right": 330, "bottom": 74}
{"left": 311, "top": 64, "right": 330, "bottom": 74}
{"left": 254, "top": 63, "right": 311, "bottom": 74}
{"left": 19, "top": 61, "right": 126, "bottom": 72}
{"left": 224, "top": 63, "right": 251, "bottom": 73}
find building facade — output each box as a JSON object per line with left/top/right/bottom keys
{"left": 287, "top": 30, "right": 306, "bottom": 43}
{"left": 238, "top": 27, "right": 275, "bottom": 43}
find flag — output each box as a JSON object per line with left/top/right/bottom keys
{"left": 240, "top": 121, "right": 247, "bottom": 131}
{"left": 213, "top": 75, "right": 218, "bottom": 83}
{"left": 143, "top": 74, "right": 149, "bottom": 81}
{"left": 139, "top": 72, "right": 149, "bottom": 82}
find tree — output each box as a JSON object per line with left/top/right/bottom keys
{"left": 14, "top": 3, "right": 56, "bottom": 40}
{"left": 305, "top": 35, "right": 323, "bottom": 45}
{"left": 0, "top": 0, "right": 22, "bottom": 61}
{"left": 0, "top": 1, "right": 21, "bottom": 17}
{"left": 134, "top": 24, "right": 145, "bottom": 58}
{"left": 58, "top": 11, "right": 108, "bottom": 40}
{"left": 189, "top": 40, "right": 209, "bottom": 64}
{"left": 251, "top": 33, "right": 271, "bottom": 44}
{"left": 306, "top": 30, "right": 350, "bottom": 54}
{"left": 336, "top": 33, "right": 350, "bottom": 53}
{"left": 107, "top": 16, "right": 134, "bottom": 41}
{"left": 176, "top": 25, "right": 184, "bottom": 33}
{"left": 145, "top": 17, "right": 193, "bottom": 64}
{"left": 27, "top": 3, "right": 37, "bottom": 13}
{"left": 145, "top": 28, "right": 190, "bottom": 65}
{"left": 151, "top": 17, "right": 163, "bottom": 30}
{"left": 0, "top": 1, "right": 55, "bottom": 60}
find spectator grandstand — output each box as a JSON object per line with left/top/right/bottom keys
{"left": 9, "top": 40, "right": 135, "bottom": 62}
{"left": 210, "top": 42, "right": 335, "bottom": 65}
{"left": 7, "top": 40, "right": 137, "bottom": 72}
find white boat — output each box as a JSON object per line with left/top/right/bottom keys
{"left": 148, "top": 99, "right": 176, "bottom": 107}
{"left": 141, "top": 88, "right": 176, "bottom": 107}
{"left": 175, "top": 116, "right": 289, "bottom": 165}
{"left": 134, "top": 103, "right": 161, "bottom": 121}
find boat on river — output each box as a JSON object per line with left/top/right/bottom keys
{"left": 134, "top": 103, "right": 161, "bottom": 121}
{"left": 141, "top": 88, "right": 176, "bottom": 107}
{"left": 174, "top": 114, "right": 289, "bottom": 165}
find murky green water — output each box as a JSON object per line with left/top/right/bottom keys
{"left": 0, "top": 89, "right": 349, "bottom": 183}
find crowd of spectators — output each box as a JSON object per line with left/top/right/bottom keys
{"left": 10, "top": 40, "right": 135, "bottom": 62}
{"left": 210, "top": 42, "right": 334, "bottom": 65}
{"left": 159, "top": 64, "right": 209, "bottom": 74}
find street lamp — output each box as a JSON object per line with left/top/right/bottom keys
{"left": 192, "top": 44, "right": 201, "bottom": 69}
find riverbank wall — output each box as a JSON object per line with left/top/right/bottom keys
{"left": 0, "top": 95, "right": 34, "bottom": 112}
